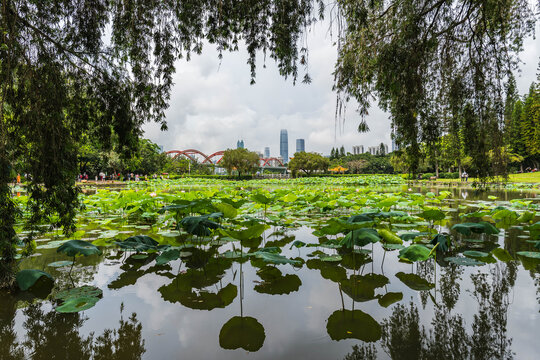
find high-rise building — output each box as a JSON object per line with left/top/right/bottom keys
{"left": 391, "top": 129, "right": 399, "bottom": 152}
{"left": 296, "top": 139, "right": 305, "bottom": 153}
{"left": 352, "top": 145, "right": 364, "bottom": 155}
{"left": 264, "top": 147, "right": 270, "bottom": 158}
{"left": 236, "top": 140, "right": 244, "bottom": 149}
{"left": 280, "top": 129, "right": 288, "bottom": 163}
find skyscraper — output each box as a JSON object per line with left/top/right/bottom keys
{"left": 236, "top": 140, "right": 244, "bottom": 149}
{"left": 264, "top": 147, "right": 270, "bottom": 158}
{"left": 280, "top": 129, "right": 288, "bottom": 163}
{"left": 296, "top": 139, "right": 305, "bottom": 153}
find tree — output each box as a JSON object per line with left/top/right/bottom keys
{"left": 347, "top": 159, "right": 368, "bottom": 174}
{"left": 0, "top": 0, "right": 324, "bottom": 285}
{"left": 339, "top": 146, "right": 346, "bottom": 157}
{"left": 333, "top": 0, "right": 536, "bottom": 176}
{"left": 288, "top": 152, "right": 329, "bottom": 176}
{"left": 221, "top": 148, "right": 260, "bottom": 177}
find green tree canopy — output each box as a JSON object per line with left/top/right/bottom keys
{"left": 0, "top": 0, "right": 324, "bottom": 285}
{"left": 333, "top": 0, "right": 536, "bottom": 176}
{"left": 221, "top": 148, "right": 260, "bottom": 177}
{"left": 288, "top": 151, "right": 329, "bottom": 175}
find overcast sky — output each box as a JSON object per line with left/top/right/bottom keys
{"left": 142, "top": 17, "right": 540, "bottom": 157}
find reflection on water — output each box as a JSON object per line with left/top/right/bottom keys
{"left": 0, "top": 295, "right": 145, "bottom": 360}
{"left": 4, "top": 186, "right": 540, "bottom": 359}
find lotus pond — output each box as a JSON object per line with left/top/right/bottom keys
{"left": 3, "top": 176, "right": 540, "bottom": 359}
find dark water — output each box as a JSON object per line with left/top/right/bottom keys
{"left": 2, "top": 186, "right": 539, "bottom": 360}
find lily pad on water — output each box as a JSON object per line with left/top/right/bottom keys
{"left": 326, "top": 310, "right": 381, "bottom": 342}
{"left": 219, "top": 316, "right": 265, "bottom": 352}
{"left": 395, "top": 272, "right": 434, "bottom": 291}
{"left": 463, "top": 250, "right": 489, "bottom": 258}
{"left": 115, "top": 235, "right": 159, "bottom": 252}
{"left": 16, "top": 269, "right": 54, "bottom": 291}
{"left": 516, "top": 251, "right": 540, "bottom": 259}
{"left": 253, "top": 251, "right": 301, "bottom": 265}
{"left": 55, "top": 296, "right": 99, "bottom": 313}
{"left": 54, "top": 285, "right": 103, "bottom": 301}
{"left": 451, "top": 222, "right": 499, "bottom": 236}
{"left": 382, "top": 244, "right": 405, "bottom": 251}
{"left": 57, "top": 240, "right": 102, "bottom": 257}
{"left": 47, "top": 260, "right": 74, "bottom": 268}
{"left": 444, "top": 256, "right": 484, "bottom": 266}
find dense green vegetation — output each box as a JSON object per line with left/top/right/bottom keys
{"left": 1, "top": 0, "right": 538, "bottom": 288}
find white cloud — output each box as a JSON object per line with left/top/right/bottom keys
{"left": 142, "top": 17, "right": 539, "bottom": 157}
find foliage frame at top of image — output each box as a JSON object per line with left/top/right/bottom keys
{"left": 57, "top": 240, "right": 102, "bottom": 257}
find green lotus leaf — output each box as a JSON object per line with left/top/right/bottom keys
{"left": 516, "top": 251, "right": 540, "bottom": 259}
{"left": 55, "top": 296, "right": 99, "bottom": 313}
{"left": 378, "top": 292, "right": 403, "bottom": 308}
{"left": 420, "top": 209, "right": 446, "bottom": 221}
{"left": 219, "top": 250, "right": 249, "bottom": 259}
{"left": 463, "top": 250, "right": 489, "bottom": 258}
{"left": 213, "top": 202, "right": 237, "bottom": 219}
{"left": 430, "top": 234, "right": 449, "bottom": 252}
{"left": 219, "top": 316, "right": 265, "bottom": 352}
{"left": 155, "top": 248, "right": 182, "bottom": 265}
{"left": 491, "top": 248, "right": 514, "bottom": 262}
{"left": 444, "top": 256, "right": 484, "bottom": 266}
{"left": 115, "top": 235, "right": 159, "bottom": 252}
{"left": 221, "top": 223, "right": 268, "bottom": 242}
{"left": 16, "top": 269, "right": 54, "bottom": 291}
{"left": 516, "top": 211, "right": 535, "bottom": 224}
{"left": 491, "top": 209, "right": 518, "bottom": 228}
{"left": 341, "top": 229, "right": 380, "bottom": 248}
{"left": 326, "top": 310, "right": 381, "bottom": 342}
{"left": 347, "top": 214, "right": 373, "bottom": 223}
{"left": 289, "top": 240, "right": 306, "bottom": 249}
{"left": 398, "top": 245, "right": 431, "bottom": 262}
{"left": 451, "top": 222, "right": 499, "bottom": 236}
{"left": 179, "top": 213, "right": 223, "bottom": 237}
{"left": 57, "top": 240, "right": 102, "bottom": 257}
{"left": 131, "top": 254, "right": 149, "bottom": 260}
{"left": 258, "top": 246, "right": 282, "bottom": 254}
{"left": 378, "top": 229, "right": 403, "bottom": 244}
{"left": 54, "top": 285, "right": 103, "bottom": 302}
{"left": 253, "top": 251, "right": 301, "bottom": 265}
{"left": 528, "top": 221, "right": 540, "bottom": 239}
{"left": 47, "top": 260, "right": 74, "bottom": 268}
{"left": 399, "top": 232, "right": 429, "bottom": 242}
{"left": 395, "top": 272, "right": 434, "bottom": 291}
{"left": 382, "top": 243, "right": 405, "bottom": 251}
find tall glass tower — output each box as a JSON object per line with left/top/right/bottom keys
{"left": 296, "top": 139, "right": 305, "bottom": 153}
{"left": 264, "top": 147, "right": 270, "bottom": 158}
{"left": 280, "top": 129, "right": 288, "bottom": 163}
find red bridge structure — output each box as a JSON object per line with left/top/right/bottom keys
{"left": 165, "top": 149, "right": 285, "bottom": 167}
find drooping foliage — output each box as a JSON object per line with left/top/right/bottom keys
{"left": 0, "top": 0, "right": 324, "bottom": 285}
{"left": 333, "top": 0, "right": 536, "bottom": 176}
